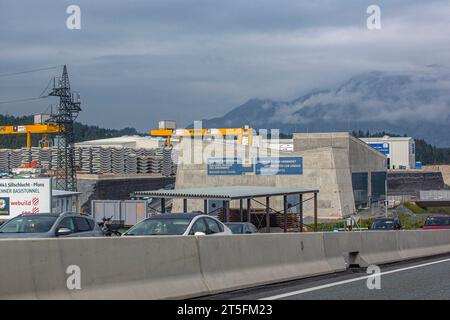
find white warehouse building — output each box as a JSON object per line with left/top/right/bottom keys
{"left": 360, "top": 136, "right": 416, "bottom": 170}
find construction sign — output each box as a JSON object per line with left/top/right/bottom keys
{"left": 0, "top": 179, "right": 52, "bottom": 219}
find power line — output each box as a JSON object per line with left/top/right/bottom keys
{"left": 0, "top": 96, "right": 48, "bottom": 105}
{"left": 0, "top": 75, "right": 54, "bottom": 106}
{"left": 0, "top": 65, "right": 62, "bottom": 78}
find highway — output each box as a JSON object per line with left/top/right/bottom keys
{"left": 200, "top": 254, "right": 450, "bottom": 300}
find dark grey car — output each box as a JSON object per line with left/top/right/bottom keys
{"left": 0, "top": 212, "right": 104, "bottom": 238}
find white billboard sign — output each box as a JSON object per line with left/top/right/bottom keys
{"left": 0, "top": 179, "right": 52, "bottom": 219}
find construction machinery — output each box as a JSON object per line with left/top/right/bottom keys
{"left": 150, "top": 121, "right": 254, "bottom": 147}
{"left": 0, "top": 123, "right": 62, "bottom": 148}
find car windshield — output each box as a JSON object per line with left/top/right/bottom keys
{"left": 126, "top": 217, "right": 192, "bottom": 235}
{"left": 226, "top": 224, "right": 244, "bottom": 234}
{"left": 425, "top": 217, "right": 450, "bottom": 226}
{"left": 0, "top": 215, "right": 58, "bottom": 233}
{"left": 371, "top": 220, "right": 396, "bottom": 229}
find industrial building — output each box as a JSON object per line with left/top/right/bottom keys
{"left": 173, "top": 132, "right": 387, "bottom": 219}
{"left": 360, "top": 136, "right": 416, "bottom": 170}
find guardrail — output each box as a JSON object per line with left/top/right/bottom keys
{"left": 1, "top": 230, "right": 450, "bottom": 299}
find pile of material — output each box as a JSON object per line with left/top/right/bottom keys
{"left": 0, "top": 146, "right": 176, "bottom": 177}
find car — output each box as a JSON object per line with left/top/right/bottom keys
{"left": 369, "top": 217, "right": 402, "bottom": 230}
{"left": 422, "top": 215, "right": 450, "bottom": 230}
{"left": 123, "top": 213, "right": 232, "bottom": 236}
{"left": 0, "top": 212, "right": 104, "bottom": 238}
{"left": 224, "top": 222, "right": 258, "bottom": 234}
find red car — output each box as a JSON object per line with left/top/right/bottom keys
{"left": 422, "top": 215, "right": 450, "bottom": 230}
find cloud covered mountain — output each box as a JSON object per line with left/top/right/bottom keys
{"left": 202, "top": 66, "right": 450, "bottom": 147}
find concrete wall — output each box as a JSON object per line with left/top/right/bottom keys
{"left": 2, "top": 230, "right": 450, "bottom": 299}
{"left": 294, "top": 132, "right": 386, "bottom": 209}
{"left": 174, "top": 143, "right": 349, "bottom": 219}
{"left": 174, "top": 133, "right": 385, "bottom": 219}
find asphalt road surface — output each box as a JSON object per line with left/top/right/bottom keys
{"left": 200, "top": 254, "right": 450, "bottom": 300}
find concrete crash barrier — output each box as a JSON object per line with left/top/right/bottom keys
{"left": 2, "top": 230, "right": 450, "bottom": 299}
{"left": 327, "top": 230, "right": 450, "bottom": 268}
{"left": 0, "top": 237, "right": 208, "bottom": 300}
{"left": 357, "top": 231, "right": 402, "bottom": 267}
{"left": 398, "top": 230, "right": 450, "bottom": 260}
{"left": 198, "top": 233, "right": 346, "bottom": 294}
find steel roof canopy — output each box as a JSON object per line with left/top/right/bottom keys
{"left": 133, "top": 186, "right": 319, "bottom": 200}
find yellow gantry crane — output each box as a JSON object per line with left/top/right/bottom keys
{"left": 0, "top": 123, "right": 62, "bottom": 148}
{"left": 150, "top": 124, "right": 254, "bottom": 147}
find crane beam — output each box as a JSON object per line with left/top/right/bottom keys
{"left": 0, "top": 124, "right": 62, "bottom": 148}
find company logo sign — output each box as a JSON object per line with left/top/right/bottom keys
{"left": 0, "top": 197, "right": 10, "bottom": 215}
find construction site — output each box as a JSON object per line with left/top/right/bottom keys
{"left": 1, "top": 65, "right": 449, "bottom": 231}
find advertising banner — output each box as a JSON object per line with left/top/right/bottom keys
{"left": 0, "top": 179, "right": 52, "bottom": 219}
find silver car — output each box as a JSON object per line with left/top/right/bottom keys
{"left": 123, "top": 213, "right": 232, "bottom": 236}
{"left": 0, "top": 212, "right": 104, "bottom": 238}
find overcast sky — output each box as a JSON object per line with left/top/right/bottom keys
{"left": 0, "top": 0, "right": 449, "bottom": 131}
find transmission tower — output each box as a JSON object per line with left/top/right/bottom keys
{"left": 48, "top": 65, "right": 81, "bottom": 191}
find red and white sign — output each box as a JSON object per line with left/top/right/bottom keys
{"left": 0, "top": 178, "right": 52, "bottom": 219}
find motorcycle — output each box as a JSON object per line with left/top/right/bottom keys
{"left": 98, "top": 216, "right": 122, "bottom": 237}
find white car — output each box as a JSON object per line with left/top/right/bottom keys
{"left": 123, "top": 213, "right": 232, "bottom": 236}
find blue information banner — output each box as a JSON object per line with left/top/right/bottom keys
{"left": 207, "top": 158, "right": 247, "bottom": 175}
{"left": 368, "top": 143, "right": 390, "bottom": 156}
{"left": 255, "top": 157, "right": 303, "bottom": 175}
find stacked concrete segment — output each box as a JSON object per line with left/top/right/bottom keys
{"left": 80, "top": 147, "right": 92, "bottom": 174}
{"left": 111, "top": 148, "right": 126, "bottom": 174}
{"left": 0, "top": 149, "right": 9, "bottom": 172}
{"left": 21, "top": 148, "right": 31, "bottom": 166}
{"left": 0, "top": 146, "right": 177, "bottom": 176}
{"left": 39, "top": 148, "right": 52, "bottom": 170}
{"left": 125, "top": 153, "right": 138, "bottom": 174}
{"left": 9, "top": 149, "right": 22, "bottom": 169}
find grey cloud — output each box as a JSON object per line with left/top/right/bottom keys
{"left": 0, "top": 0, "right": 449, "bottom": 131}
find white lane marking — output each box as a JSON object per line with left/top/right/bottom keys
{"left": 260, "top": 257, "right": 450, "bottom": 300}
